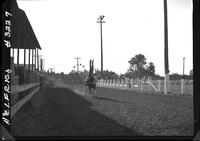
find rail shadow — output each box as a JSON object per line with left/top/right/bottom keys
{"left": 92, "top": 95, "right": 135, "bottom": 105}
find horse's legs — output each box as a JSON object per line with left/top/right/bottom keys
{"left": 94, "top": 85, "right": 96, "bottom": 94}
{"left": 84, "top": 84, "right": 89, "bottom": 95}
{"left": 88, "top": 86, "right": 91, "bottom": 94}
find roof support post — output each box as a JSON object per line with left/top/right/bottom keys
{"left": 28, "top": 48, "right": 30, "bottom": 70}
{"left": 17, "top": 48, "right": 19, "bottom": 67}
{"left": 24, "top": 48, "right": 26, "bottom": 68}
{"left": 37, "top": 48, "right": 39, "bottom": 71}
{"left": 32, "top": 49, "right": 34, "bottom": 71}
{"left": 35, "top": 48, "right": 37, "bottom": 71}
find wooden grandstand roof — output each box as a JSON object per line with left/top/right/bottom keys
{"left": 10, "top": 0, "right": 41, "bottom": 50}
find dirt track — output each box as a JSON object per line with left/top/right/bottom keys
{"left": 11, "top": 82, "right": 193, "bottom": 137}
{"left": 11, "top": 83, "right": 138, "bottom": 136}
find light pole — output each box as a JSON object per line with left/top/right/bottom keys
{"left": 97, "top": 15, "right": 105, "bottom": 73}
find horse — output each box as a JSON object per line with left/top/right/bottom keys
{"left": 83, "top": 59, "right": 97, "bottom": 96}
{"left": 84, "top": 75, "right": 96, "bottom": 96}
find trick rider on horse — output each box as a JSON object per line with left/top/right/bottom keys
{"left": 84, "top": 59, "right": 97, "bottom": 95}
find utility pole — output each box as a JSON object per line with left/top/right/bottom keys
{"left": 97, "top": 15, "right": 105, "bottom": 73}
{"left": 183, "top": 57, "right": 185, "bottom": 78}
{"left": 74, "top": 57, "right": 80, "bottom": 72}
{"left": 49, "top": 68, "right": 54, "bottom": 73}
{"left": 164, "top": 0, "right": 170, "bottom": 94}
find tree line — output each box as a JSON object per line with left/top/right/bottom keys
{"left": 66, "top": 54, "right": 193, "bottom": 80}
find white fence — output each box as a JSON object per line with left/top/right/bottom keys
{"left": 96, "top": 79, "right": 193, "bottom": 95}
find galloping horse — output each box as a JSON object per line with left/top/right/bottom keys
{"left": 84, "top": 60, "right": 96, "bottom": 95}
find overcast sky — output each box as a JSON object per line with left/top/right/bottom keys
{"left": 16, "top": 0, "right": 193, "bottom": 76}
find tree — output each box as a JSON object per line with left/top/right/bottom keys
{"left": 128, "top": 54, "right": 147, "bottom": 72}
{"left": 96, "top": 69, "right": 119, "bottom": 80}
{"left": 146, "top": 62, "right": 155, "bottom": 77}
{"left": 128, "top": 54, "right": 155, "bottom": 79}
{"left": 169, "top": 73, "right": 182, "bottom": 80}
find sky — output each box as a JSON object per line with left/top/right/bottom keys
{"left": 16, "top": 0, "right": 193, "bottom": 76}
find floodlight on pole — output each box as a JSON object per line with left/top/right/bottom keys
{"left": 97, "top": 15, "right": 105, "bottom": 74}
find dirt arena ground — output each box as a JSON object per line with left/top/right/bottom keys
{"left": 11, "top": 81, "right": 193, "bottom": 137}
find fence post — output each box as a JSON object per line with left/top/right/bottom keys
{"left": 120, "top": 79, "right": 123, "bottom": 89}
{"left": 126, "top": 78, "right": 129, "bottom": 90}
{"left": 119, "top": 79, "right": 121, "bottom": 89}
{"left": 124, "top": 79, "right": 127, "bottom": 89}
{"left": 158, "top": 80, "right": 161, "bottom": 92}
{"left": 141, "top": 79, "right": 143, "bottom": 91}
{"left": 130, "top": 79, "right": 133, "bottom": 90}
{"left": 113, "top": 79, "right": 116, "bottom": 88}
{"left": 115, "top": 79, "right": 117, "bottom": 88}
{"left": 100, "top": 79, "right": 102, "bottom": 87}
{"left": 116, "top": 79, "right": 119, "bottom": 88}
{"left": 123, "top": 79, "right": 125, "bottom": 89}
{"left": 181, "top": 79, "right": 184, "bottom": 94}
{"left": 148, "top": 79, "right": 151, "bottom": 91}
{"left": 109, "top": 79, "right": 112, "bottom": 88}
{"left": 113, "top": 79, "right": 115, "bottom": 88}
